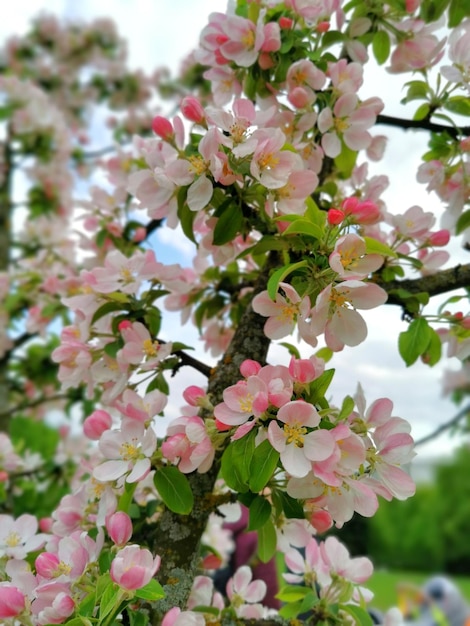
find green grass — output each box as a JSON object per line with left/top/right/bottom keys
{"left": 367, "top": 570, "right": 470, "bottom": 611}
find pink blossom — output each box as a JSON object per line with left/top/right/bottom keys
{"left": 214, "top": 376, "right": 268, "bottom": 427}
{"left": 117, "top": 321, "right": 172, "bottom": 371}
{"left": 250, "top": 128, "right": 301, "bottom": 189}
{"left": 32, "top": 582, "right": 75, "bottom": 625}
{"left": 392, "top": 204, "right": 435, "bottom": 240}
{"left": 257, "top": 364, "right": 293, "bottom": 407}
{"left": 310, "top": 280, "right": 388, "bottom": 351}
{"left": 327, "top": 59, "right": 363, "bottom": 94}
{"left": 226, "top": 565, "right": 267, "bottom": 610}
{"left": 180, "top": 96, "right": 206, "bottom": 125}
{"left": 286, "top": 59, "right": 326, "bottom": 107}
{"left": 329, "top": 233, "right": 384, "bottom": 279}
{"left": 110, "top": 544, "right": 160, "bottom": 590}
{"left": 161, "top": 416, "right": 215, "bottom": 473}
{"left": 288, "top": 355, "right": 325, "bottom": 384}
{"left": 269, "top": 169, "right": 319, "bottom": 215}
{"left": 320, "top": 535, "right": 373, "bottom": 585}
{"left": 268, "top": 401, "right": 335, "bottom": 478}
{"left": 252, "top": 282, "right": 311, "bottom": 340}
{"left": 83, "top": 409, "right": 113, "bottom": 440}
{"left": 93, "top": 419, "right": 157, "bottom": 484}
{"left": 0, "top": 513, "right": 47, "bottom": 559}
{"left": 107, "top": 511, "right": 133, "bottom": 546}
{"left": 0, "top": 584, "right": 26, "bottom": 619}
{"left": 388, "top": 21, "right": 446, "bottom": 73}
{"left": 114, "top": 388, "right": 167, "bottom": 423}
{"left": 162, "top": 607, "right": 206, "bottom": 626}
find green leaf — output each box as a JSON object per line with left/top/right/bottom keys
{"left": 99, "top": 581, "right": 121, "bottom": 621}
{"left": 220, "top": 443, "right": 249, "bottom": 492}
{"left": 128, "top": 610, "right": 150, "bottom": 626}
{"left": 413, "top": 103, "right": 431, "bottom": 121}
{"left": 153, "top": 466, "right": 194, "bottom": 515}
{"left": 249, "top": 439, "right": 280, "bottom": 492}
{"left": 307, "top": 368, "right": 335, "bottom": 402}
{"left": 281, "top": 219, "right": 323, "bottom": 239}
{"left": 276, "top": 584, "right": 311, "bottom": 602}
{"left": 372, "top": 30, "right": 390, "bottom": 65}
{"left": 338, "top": 395, "right": 355, "bottom": 420}
{"left": 422, "top": 327, "right": 442, "bottom": 366}
{"left": 334, "top": 142, "right": 357, "bottom": 178}
{"left": 448, "top": 0, "right": 470, "bottom": 26}
{"left": 10, "top": 417, "right": 59, "bottom": 462}
{"left": 279, "top": 342, "right": 301, "bottom": 359}
{"left": 177, "top": 187, "right": 196, "bottom": 244}
{"left": 267, "top": 260, "right": 308, "bottom": 300}
{"left": 456, "top": 209, "right": 470, "bottom": 235}
{"left": 341, "top": 604, "right": 374, "bottom": 626}
{"left": 363, "top": 236, "right": 397, "bottom": 258}
{"left": 248, "top": 496, "right": 272, "bottom": 530}
{"left": 213, "top": 203, "right": 244, "bottom": 245}
{"left": 273, "top": 490, "right": 305, "bottom": 519}
{"left": 444, "top": 95, "right": 470, "bottom": 117}
{"left": 420, "top": 0, "right": 450, "bottom": 22}
{"left": 398, "top": 317, "right": 433, "bottom": 366}
{"left": 231, "top": 428, "right": 257, "bottom": 483}
{"left": 257, "top": 517, "right": 277, "bottom": 563}
{"left": 134, "top": 578, "right": 165, "bottom": 601}
{"left": 401, "top": 80, "right": 430, "bottom": 104}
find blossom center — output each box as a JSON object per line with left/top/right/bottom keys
{"left": 143, "top": 338, "right": 159, "bottom": 357}
{"left": 238, "top": 393, "right": 254, "bottom": 413}
{"left": 283, "top": 422, "right": 307, "bottom": 446}
{"left": 5, "top": 531, "right": 21, "bottom": 547}
{"left": 120, "top": 441, "right": 140, "bottom": 461}
{"left": 258, "top": 152, "right": 279, "bottom": 171}
{"left": 188, "top": 155, "right": 207, "bottom": 176}
{"left": 334, "top": 117, "right": 350, "bottom": 133}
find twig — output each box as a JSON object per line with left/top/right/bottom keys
{"left": 414, "top": 403, "right": 470, "bottom": 447}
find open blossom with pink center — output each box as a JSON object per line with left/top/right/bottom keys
{"left": 317, "top": 93, "right": 376, "bottom": 158}
{"left": 161, "top": 415, "right": 215, "bottom": 473}
{"left": 252, "top": 282, "right": 311, "bottom": 341}
{"left": 214, "top": 376, "right": 268, "bottom": 427}
{"left": 35, "top": 530, "right": 103, "bottom": 583}
{"left": 391, "top": 204, "right": 435, "bottom": 240}
{"left": 82, "top": 249, "right": 163, "bottom": 295}
{"left": 206, "top": 98, "right": 256, "bottom": 147}
{"left": 0, "top": 513, "right": 48, "bottom": 559}
{"left": 309, "top": 280, "right": 388, "bottom": 351}
{"left": 319, "top": 535, "right": 373, "bottom": 589}
{"left": 329, "top": 233, "right": 384, "bottom": 279}
{"left": 417, "top": 248, "right": 449, "bottom": 275}
{"left": 226, "top": 565, "right": 267, "bottom": 617}
{"left": 114, "top": 388, "right": 167, "bottom": 423}
{"left": 203, "top": 66, "right": 242, "bottom": 106}
{"left": 327, "top": 59, "right": 363, "bottom": 94}
{"left": 388, "top": 19, "right": 446, "bottom": 73}
{"left": 249, "top": 128, "right": 302, "bottom": 189}
{"left": 93, "top": 418, "right": 157, "bottom": 484}
{"left": 117, "top": 321, "right": 172, "bottom": 371}
{"left": 268, "top": 400, "right": 335, "bottom": 478}
{"left": 268, "top": 168, "right": 319, "bottom": 215}
{"left": 283, "top": 537, "right": 327, "bottom": 585}
{"left": 110, "top": 544, "right": 160, "bottom": 591}
{"left": 286, "top": 59, "right": 326, "bottom": 107}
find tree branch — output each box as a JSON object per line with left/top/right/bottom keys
{"left": 378, "top": 263, "right": 470, "bottom": 306}
{"left": 376, "top": 114, "right": 470, "bottom": 138}
{"left": 414, "top": 403, "right": 470, "bottom": 447}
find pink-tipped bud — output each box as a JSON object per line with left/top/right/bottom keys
{"left": 240, "top": 359, "right": 262, "bottom": 377}
{"left": 316, "top": 21, "right": 330, "bottom": 33}
{"left": 288, "top": 86, "right": 312, "bottom": 109}
{"left": 405, "top": 0, "right": 420, "bottom": 12}
{"left": 288, "top": 356, "right": 316, "bottom": 383}
{"left": 310, "top": 509, "right": 333, "bottom": 534}
{"left": 132, "top": 226, "right": 147, "bottom": 242}
{"left": 327, "top": 208, "right": 345, "bottom": 225}
{"left": 183, "top": 385, "right": 206, "bottom": 407}
{"left": 342, "top": 197, "right": 380, "bottom": 225}
{"left": 0, "top": 585, "right": 26, "bottom": 619}
{"left": 279, "top": 16, "right": 293, "bottom": 29}
{"left": 39, "top": 517, "right": 54, "bottom": 532}
{"left": 83, "top": 410, "right": 113, "bottom": 440}
{"left": 35, "top": 553, "right": 60, "bottom": 579}
{"left": 151, "top": 115, "right": 174, "bottom": 140}
{"left": 428, "top": 229, "right": 450, "bottom": 247}
{"left": 107, "top": 511, "right": 133, "bottom": 546}
{"left": 181, "top": 97, "right": 206, "bottom": 124}
{"left": 118, "top": 319, "right": 132, "bottom": 332}
{"left": 0, "top": 471, "right": 9, "bottom": 482}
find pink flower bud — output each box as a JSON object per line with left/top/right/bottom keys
{"left": 327, "top": 208, "right": 345, "bottom": 225}
{"left": 35, "top": 552, "right": 60, "bottom": 578}
{"left": 288, "top": 356, "right": 317, "bottom": 383}
{"left": 181, "top": 96, "right": 206, "bottom": 124}
{"left": 258, "top": 52, "right": 275, "bottom": 69}
{"left": 132, "top": 226, "right": 147, "bottom": 242}
{"left": 39, "top": 517, "right": 54, "bottom": 532}
{"left": 183, "top": 385, "right": 206, "bottom": 407}
{"left": 428, "top": 229, "right": 450, "bottom": 246}
{"left": 118, "top": 320, "right": 132, "bottom": 331}
{"left": 342, "top": 197, "right": 380, "bottom": 225}
{"left": 316, "top": 21, "right": 330, "bottom": 33}
{"left": 151, "top": 115, "right": 174, "bottom": 140}
{"left": 83, "top": 410, "right": 113, "bottom": 440}
{"left": 279, "top": 16, "right": 293, "bottom": 29}
{"left": 110, "top": 545, "right": 160, "bottom": 590}
{"left": 288, "top": 86, "right": 312, "bottom": 108}
{"left": 0, "top": 471, "right": 9, "bottom": 482}
{"left": 107, "top": 512, "right": 133, "bottom": 546}
{"left": 240, "top": 359, "right": 261, "bottom": 377}
{"left": 310, "top": 509, "right": 333, "bottom": 533}
{"left": 0, "top": 585, "right": 26, "bottom": 619}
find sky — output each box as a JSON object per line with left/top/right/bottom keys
{"left": 2, "top": 1, "right": 469, "bottom": 468}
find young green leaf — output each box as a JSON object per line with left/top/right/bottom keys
{"left": 153, "top": 466, "right": 194, "bottom": 515}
